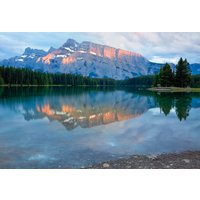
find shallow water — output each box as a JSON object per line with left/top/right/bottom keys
{"left": 0, "top": 87, "right": 200, "bottom": 168}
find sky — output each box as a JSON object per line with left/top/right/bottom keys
{"left": 0, "top": 32, "right": 200, "bottom": 64}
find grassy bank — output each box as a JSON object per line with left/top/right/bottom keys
{"left": 148, "top": 87, "right": 200, "bottom": 92}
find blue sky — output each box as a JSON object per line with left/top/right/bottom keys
{"left": 0, "top": 32, "right": 200, "bottom": 64}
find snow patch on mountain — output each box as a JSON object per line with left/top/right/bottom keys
{"left": 56, "top": 55, "right": 67, "bottom": 58}
{"left": 90, "top": 51, "right": 97, "bottom": 55}
{"left": 15, "top": 58, "right": 24, "bottom": 62}
{"left": 63, "top": 47, "right": 75, "bottom": 52}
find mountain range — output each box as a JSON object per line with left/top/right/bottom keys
{"left": 0, "top": 38, "right": 199, "bottom": 80}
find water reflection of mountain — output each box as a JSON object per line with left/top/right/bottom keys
{"left": 0, "top": 87, "right": 200, "bottom": 129}
{"left": 0, "top": 87, "right": 156, "bottom": 130}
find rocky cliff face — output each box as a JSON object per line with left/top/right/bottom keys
{"left": 0, "top": 38, "right": 169, "bottom": 79}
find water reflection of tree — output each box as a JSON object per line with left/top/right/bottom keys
{"left": 154, "top": 92, "right": 192, "bottom": 121}
{"left": 175, "top": 94, "right": 192, "bottom": 121}
{"left": 0, "top": 86, "right": 4, "bottom": 97}
{"left": 155, "top": 93, "right": 174, "bottom": 116}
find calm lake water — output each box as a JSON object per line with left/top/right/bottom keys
{"left": 0, "top": 87, "right": 200, "bottom": 168}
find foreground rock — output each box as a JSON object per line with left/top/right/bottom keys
{"left": 88, "top": 151, "right": 200, "bottom": 169}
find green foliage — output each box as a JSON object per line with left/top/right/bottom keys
{"left": 0, "top": 74, "right": 4, "bottom": 85}
{"left": 191, "top": 75, "right": 200, "bottom": 88}
{"left": 119, "top": 75, "right": 154, "bottom": 87}
{"left": 175, "top": 58, "right": 191, "bottom": 87}
{"left": 159, "top": 63, "right": 174, "bottom": 87}
{"left": 153, "top": 74, "right": 160, "bottom": 87}
{"left": 0, "top": 66, "right": 116, "bottom": 86}
{"left": 153, "top": 58, "right": 191, "bottom": 88}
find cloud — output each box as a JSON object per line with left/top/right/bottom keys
{"left": 149, "top": 56, "right": 180, "bottom": 64}
{"left": 1, "top": 32, "right": 200, "bottom": 63}
{"left": 86, "top": 32, "right": 200, "bottom": 63}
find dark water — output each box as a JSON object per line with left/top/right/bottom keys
{"left": 0, "top": 86, "right": 200, "bottom": 168}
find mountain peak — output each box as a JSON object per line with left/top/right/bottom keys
{"left": 62, "top": 38, "right": 79, "bottom": 48}
{"left": 48, "top": 46, "right": 56, "bottom": 53}
{"left": 23, "top": 47, "right": 33, "bottom": 55}
{"left": 23, "top": 47, "right": 46, "bottom": 56}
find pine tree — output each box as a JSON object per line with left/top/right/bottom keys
{"left": 175, "top": 94, "right": 192, "bottom": 121}
{"left": 175, "top": 58, "right": 191, "bottom": 87}
{"left": 153, "top": 74, "right": 160, "bottom": 87}
{"left": 155, "top": 93, "right": 174, "bottom": 116}
{"left": 0, "top": 74, "right": 4, "bottom": 85}
{"left": 159, "top": 63, "right": 173, "bottom": 87}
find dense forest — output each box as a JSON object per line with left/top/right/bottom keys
{"left": 119, "top": 75, "right": 155, "bottom": 87}
{"left": 120, "top": 74, "right": 200, "bottom": 88}
{"left": 0, "top": 66, "right": 116, "bottom": 86}
{"left": 0, "top": 65, "right": 154, "bottom": 87}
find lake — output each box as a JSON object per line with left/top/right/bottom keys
{"left": 0, "top": 87, "right": 200, "bottom": 168}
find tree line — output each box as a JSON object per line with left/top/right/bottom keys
{"left": 118, "top": 75, "right": 154, "bottom": 87}
{"left": 0, "top": 66, "right": 116, "bottom": 86}
{"left": 153, "top": 58, "right": 191, "bottom": 87}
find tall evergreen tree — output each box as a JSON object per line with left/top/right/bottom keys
{"left": 0, "top": 74, "right": 4, "bottom": 85}
{"left": 159, "top": 63, "right": 174, "bottom": 87}
{"left": 153, "top": 74, "right": 160, "bottom": 87}
{"left": 175, "top": 58, "right": 191, "bottom": 87}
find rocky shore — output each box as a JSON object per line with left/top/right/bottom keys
{"left": 88, "top": 151, "right": 200, "bottom": 169}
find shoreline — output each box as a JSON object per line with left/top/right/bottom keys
{"left": 88, "top": 151, "right": 200, "bottom": 169}
{"left": 148, "top": 87, "right": 200, "bottom": 92}
{"left": 0, "top": 84, "right": 115, "bottom": 87}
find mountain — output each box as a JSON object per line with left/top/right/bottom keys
{"left": 0, "top": 47, "right": 47, "bottom": 71}
{"left": 190, "top": 63, "right": 200, "bottom": 75}
{"left": 0, "top": 39, "right": 176, "bottom": 79}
